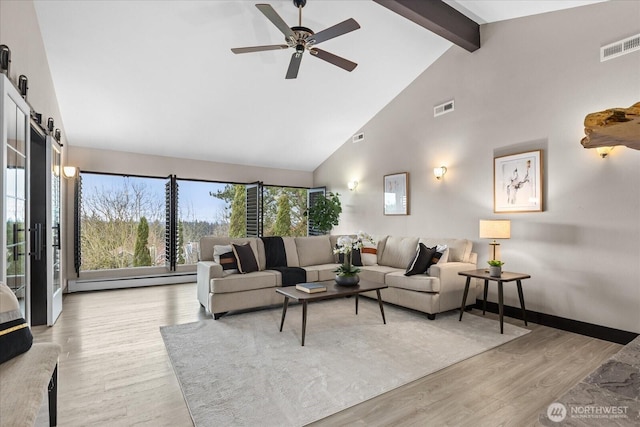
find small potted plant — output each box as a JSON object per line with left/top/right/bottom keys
{"left": 487, "top": 260, "right": 504, "bottom": 277}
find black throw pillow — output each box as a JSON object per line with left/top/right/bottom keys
{"left": 232, "top": 243, "right": 259, "bottom": 274}
{"left": 337, "top": 247, "right": 363, "bottom": 266}
{"left": 405, "top": 243, "right": 437, "bottom": 276}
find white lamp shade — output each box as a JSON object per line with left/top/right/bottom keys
{"left": 63, "top": 166, "right": 78, "bottom": 178}
{"left": 433, "top": 166, "right": 447, "bottom": 179}
{"left": 479, "top": 219, "right": 511, "bottom": 239}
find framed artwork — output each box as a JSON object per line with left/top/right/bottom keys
{"left": 494, "top": 150, "right": 543, "bottom": 213}
{"left": 384, "top": 172, "right": 409, "bottom": 215}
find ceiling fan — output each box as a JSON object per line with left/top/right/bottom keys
{"left": 231, "top": 0, "right": 360, "bottom": 79}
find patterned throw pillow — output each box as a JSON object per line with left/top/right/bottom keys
{"left": 232, "top": 243, "right": 259, "bottom": 274}
{"left": 213, "top": 245, "right": 239, "bottom": 274}
{"left": 405, "top": 243, "right": 437, "bottom": 276}
{"left": 361, "top": 241, "right": 378, "bottom": 266}
{"left": 0, "top": 281, "right": 33, "bottom": 364}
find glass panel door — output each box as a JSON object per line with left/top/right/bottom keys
{"left": 49, "top": 139, "right": 62, "bottom": 325}
{"left": 2, "top": 76, "right": 30, "bottom": 321}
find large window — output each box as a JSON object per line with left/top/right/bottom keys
{"left": 176, "top": 180, "right": 239, "bottom": 265}
{"left": 80, "top": 173, "right": 165, "bottom": 271}
{"left": 75, "top": 173, "right": 316, "bottom": 273}
{"left": 262, "top": 186, "right": 308, "bottom": 237}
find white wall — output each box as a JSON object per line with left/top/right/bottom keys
{"left": 314, "top": 1, "right": 640, "bottom": 333}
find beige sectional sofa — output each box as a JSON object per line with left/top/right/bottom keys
{"left": 197, "top": 235, "right": 478, "bottom": 320}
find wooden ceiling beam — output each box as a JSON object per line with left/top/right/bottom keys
{"left": 373, "top": 0, "right": 480, "bottom": 52}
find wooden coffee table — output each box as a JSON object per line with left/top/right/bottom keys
{"left": 276, "top": 280, "right": 388, "bottom": 346}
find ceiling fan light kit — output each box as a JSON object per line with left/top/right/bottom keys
{"left": 231, "top": 0, "right": 360, "bottom": 79}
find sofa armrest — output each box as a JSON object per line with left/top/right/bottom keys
{"left": 198, "top": 260, "right": 223, "bottom": 280}
{"left": 429, "top": 262, "right": 479, "bottom": 309}
{"left": 197, "top": 261, "right": 223, "bottom": 310}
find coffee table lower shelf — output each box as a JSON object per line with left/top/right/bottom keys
{"left": 276, "top": 280, "right": 388, "bottom": 346}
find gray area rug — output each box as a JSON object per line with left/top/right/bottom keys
{"left": 161, "top": 298, "right": 530, "bottom": 427}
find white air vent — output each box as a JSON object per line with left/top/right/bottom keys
{"left": 434, "top": 100, "right": 454, "bottom": 117}
{"left": 601, "top": 33, "right": 640, "bottom": 62}
{"left": 352, "top": 132, "right": 364, "bottom": 143}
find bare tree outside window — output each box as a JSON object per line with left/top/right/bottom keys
{"left": 80, "top": 174, "right": 164, "bottom": 271}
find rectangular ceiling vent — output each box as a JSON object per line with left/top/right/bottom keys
{"left": 352, "top": 132, "right": 365, "bottom": 143}
{"left": 434, "top": 100, "right": 454, "bottom": 117}
{"left": 601, "top": 33, "right": 640, "bottom": 62}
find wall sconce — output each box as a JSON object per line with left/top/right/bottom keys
{"left": 433, "top": 166, "right": 447, "bottom": 180}
{"left": 347, "top": 180, "right": 358, "bottom": 191}
{"left": 479, "top": 219, "right": 511, "bottom": 261}
{"left": 596, "top": 146, "right": 614, "bottom": 158}
{"left": 18, "top": 75, "right": 28, "bottom": 98}
{"left": 54, "top": 129, "right": 61, "bottom": 142}
{"left": 47, "top": 118, "right": 54, "bottom": 133}
{"left": 62, "top": 166, "right": 78, "bottom": 179}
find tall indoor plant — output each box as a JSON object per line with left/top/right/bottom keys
{"left": 305, "top": 192, "right": 342, "bottom": 235}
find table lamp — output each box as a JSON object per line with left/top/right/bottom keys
{"left": 479, "top": 219, "right": 511, "bottom": 261}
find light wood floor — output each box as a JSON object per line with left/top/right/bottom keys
{"left": 32, "top": 283, "right": 621, "bottom": 427}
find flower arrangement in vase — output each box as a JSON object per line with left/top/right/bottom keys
{"left": 333, "top": 232, "right": 375, "bottom": 285}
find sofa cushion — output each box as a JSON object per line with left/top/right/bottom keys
{"left": 302, "top": 264, "right": 339, "bottom": 282}
{"left": 359, "top": 265, "right": 400, "bottom": 283}
{"left": 418, "top": 238, "right": 472, "bottom": 263}
{"left": 379, "top": 236, "right": 419, "bottom": 269}
{"left": 0, "top": 282, "right": 33, "bottom": 364}
{"left": 211, "top": 271, "right": 278, "bottom": 293}
{"left": 295, "top": 236, "right": 334, "bottom": 267}
{"left": 282, "top": 237, "right": 300, "bottom": 267}
{"left": 232, "top": 243, "right": 259, "bottom": 273}
{"left": 386, "top": 271, "right": 441, "bottom": 293}
{"left": 405, "top": 243, "right": 436, "bottom": 276}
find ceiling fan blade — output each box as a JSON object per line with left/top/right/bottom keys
{"left": 285, "top": 51, "right": 303, "bottom": 79}
{"left": 231, "top": 44, "right": 289, "bottom": 54}
{"left": 310, "top": 48, "right": 357, "bottom": 72}
{"left": 306, "top": 18, "right": 360, "bottom": 45}
{"left": 256, "top": 4, "right": 296, "bottom": 40}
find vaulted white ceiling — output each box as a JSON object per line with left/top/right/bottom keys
{"left": 34, "top": 0, "right": 603, "bottom": 172}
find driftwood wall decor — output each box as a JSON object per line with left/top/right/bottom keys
{"left": 581, "top": 102, "right": 640, "bottom": 151}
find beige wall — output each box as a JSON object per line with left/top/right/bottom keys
{"left": 315, "top": 1, "right": 640, "bottom": 333}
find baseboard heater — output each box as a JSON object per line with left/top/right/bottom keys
{"left": 68, "top": 272, "right": 196, "bottom": 293}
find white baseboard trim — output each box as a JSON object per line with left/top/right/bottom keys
{"left": 68, "top": 273, "right": 196, "bottom": 292}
